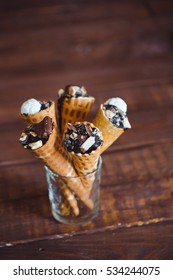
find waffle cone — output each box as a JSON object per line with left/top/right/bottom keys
{"left": 66, "top": 122, "right": 103, "bottom": 194}
{"left": 59, "top": 96, "right": 95, "bottom": 134}
{"left": 29, "top": 126, "right": 93, "bottom": 210}
{"left": 60, "top": 196, "right": 71, "bottom": 216}
{"left": 71, "top": 150, "right": 101, "bottom": 194}
{"left": 58, "top": 179, "right": 79, "bottom": 216}
{"left": 21, "top": 100, "right": 57, "bottom": 126}
{"left": 93, "top": 104, "right": 124, "bottom": 154}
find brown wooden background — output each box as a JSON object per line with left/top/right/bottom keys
{"left": 0, "top": 0, "right": 173, "bottom": 260}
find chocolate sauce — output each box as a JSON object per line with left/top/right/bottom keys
{"left": 30, "top": 116, "right": 53, "bottom": 138}
{"left": 64, "top": 123, "right": 102, "bottom": 154}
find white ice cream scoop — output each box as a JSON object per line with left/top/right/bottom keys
{"left": 21, "top": 98, "right": 41, "bottom": 114}
{"left": 105, "top": 97, "right": 127, "bottom": 113}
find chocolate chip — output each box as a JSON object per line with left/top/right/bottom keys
{"left": 103, "top": 104, "right": 125, "bottom": 128}
{"left": 85, "top": 124, "right": 92, "bottom": 136}
{"left": 78, "top": 134, "right": 87, "bottom": 143}
{"left": 40, "top": 101, "right": 50, "bottom": 111}
{"left": 64, "top": 123, "right": 102, "bottom": 154}
{"left": 31, "top": 116, "right": 53, "bottom": 139}
{"left": 75, "top": 124, "right": 87, "bottom": 135}
{"left": 66, "top": 123, "right": 77, "bottom": 132}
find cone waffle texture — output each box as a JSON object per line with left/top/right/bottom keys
{"left": 60, "top": 96, "right": 95, "bottom": 135}
{"left": 29, "top": 126, "right": 93, "bottom": 210}
{"left": 33, "top": 126, "right": 72, "bottom": 176}
{"left": 20, "top": 100, "right": 77, "bottom": 215}
{"left": 57, "top": 179, "right": 79, "bottom": 216}
{"left": 60, "top": 195, "right": 71, "bottom": 216}
{"left": 71, "top": 150, "right": 101, "bottom": 194}
{"left": 21, "top": 100, "right": 57, "bottom": 126}
{"left": 66, "top": 122, "right": 103, "bottom": 193}
{"left": 93, "top": 104, "right": 124, "bottom": 154}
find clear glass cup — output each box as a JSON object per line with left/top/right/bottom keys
{"left": 45, "top": 157, "right": 102, "bottom": 224}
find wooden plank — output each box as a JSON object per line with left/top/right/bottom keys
{"left": 1, "top": 105, "right": 173, "bottom": 163}
{"left": 1, "top": 141, "right": 173, "bottom": 202}
{"left": 0, "top": 141, "right": 173, "bottom": 245}
{"left": 1, "top": 77, "right": 173, "bottom": 115}
{"left": 0, "top": 10, "right": 173, "bottom": 76}
{"left": 0, "top": 28, "right": 172, "bottom": 78}
{"left": 1, "top": 71, "right": 173, "bottom": 121}
{"left": 1, "top": 221, "right": 173, "bottom": 259}
{"left": 148, "top": 0, "right": 173, "bottom": 15}
{"left": 0, "top": 0, "right": 148, "bottom": 21}
{"left": 0, "top": 161, "right": 47, "bottom": 203}
{"left": 1, "top": 65, "right": 173, "bottom": 114}
{"left": 0, "top": 0, "right": 59, "bottom": 12}
{"left": 102, "top": 141, "right": 173, "bottom": 185}
{"left": 0, "top": 0, "right": 173, "bottom": 261}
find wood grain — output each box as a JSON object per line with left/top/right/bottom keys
{"left": 1, "top": 221, "right": 173, "bottom": 260}
{"left": 0, "top": 0, "right": 173, "bottom": 260}
{"left": 0, "top": 141, "right": 173, "bottom": 245}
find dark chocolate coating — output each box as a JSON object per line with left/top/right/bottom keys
{"left": 64, "top": 123, "right": 102, "bottom": 154}
{"left": 31, "top": 116, "right": 52, "bottom": 138}
{"left": 57, "top": 91, "right": 71, "bottom": 133}
{"left": 19, "top": 116, "right": 53, "bottom": 149}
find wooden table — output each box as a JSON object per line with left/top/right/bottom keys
{"left": 0, "top": 0, "right": 173, "bottom": 260}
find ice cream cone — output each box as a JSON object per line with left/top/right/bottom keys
{"left": 92, "top": 104, "right": 125, "bottom": 154}
{"left": 20, "top": 102, "right": 80, "bottom": 215}
{"left": 60, "top": 196, "right": 71, "bottom": 216}
{"left": 58, "top": 179, "right": 79, "bottom": 216}
{"left": 70, "top": 149, "right": 102, "bottom": 195}
{"left": 58, "top": 92, "right": 95, "bottom": 135}
{"left": 26, "top": 125, "right": 93, "bottom": 211}
{"left": 57, "top": 85, "right": 95, "bottom": 136}
{"left": 21, "top": 100, "right": 57, "bottom": 126}
{"left": 64, "top": 122, "right": 103, "bottom": 194}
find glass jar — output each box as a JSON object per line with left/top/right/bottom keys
{"left": 45, "top": 157, "right": 102, "bottom": 224}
